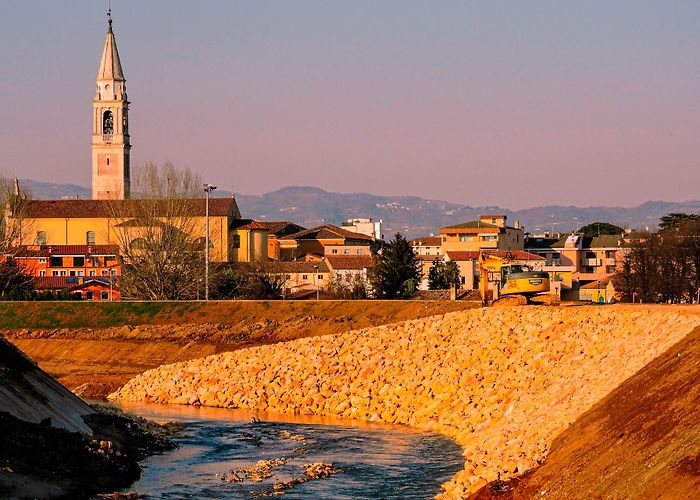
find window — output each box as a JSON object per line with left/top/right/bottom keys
{"left": 130, "top": 238, "right": 146, "bottom": 251}
{"left": 89, "top": 270, "right": 96, "bottom": 276}
{"left": 332, "top": 249, "right": 338, "bottom": 254}
{"left": 356, "top": 249, "right": 363, "bottom": 254}
{"left": 481, "top": 235, "right": 497, "bottom": 242}
{"left": 606, "top": 266, "right": 616, "bottom": 274}
{"left": 86, "top": 231, "right": 96, "bottom": 245}
{"left": 302, "top": 274, "right": 308, "bottom": 280}
{"left": 39, "top": 258, "right": 46, "bottom": 264}
{"left": 285, "top": 274, "right": 291, "bottom": 279}
{"left": 459, "top": 235, "right": 474, "bottom": 242}
{"left": 52, "top": 270, "right": 59, "bottom": 276}
{"left": 39, "top": 270, "right": 46, "bottom": 276}
{"left": 50, "top": 256, "right": 63, "bottom": 267}
{"left": 101, "top": 291, "right": 109, "bottom": 300}
{"left": 585, "top": 266, "right": 594, "bottom": 273}
{"left": 102, "top": 110, "right": 114, "bottom": 135}
{"left": 78, "top": 271, "right": 84, "bottom": 276}
{"left": 586, "top": 251, "right": 597, "bottom": 259}
{"left": 344, "top": 249, "right": 350, "bottom": 255}
{"left": 60, "top": 270, "right": 66, "bottom": 276}
{"left": 69, "top": 271, "right": 76, "bottom": 277}
{"left": 85, "top": 291, "right": 93, "bottom": 300}
{"left": 73, "top": 291, "right": 82, "bottom": 298}
{"left": 111, "top": 269, "right": 117, "bottom": 276}
{"left": 102, "top": 270, "right": 108, "bottom": 276}
{"left": 73, "top": 257, "right": 85, "bottom": 267}
{"left": 36, "top": 231, "right": 47, "bottom": 246}
{"left": 233, "top": 234, "right": 241, "bottom": 249}
{"left": 318, "top": 275, "right": 323, "bottom": 280}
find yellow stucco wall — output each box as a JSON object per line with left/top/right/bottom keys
{"left": 19, "top": 215, "right": 234, "bottom": 263}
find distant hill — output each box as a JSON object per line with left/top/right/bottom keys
{"left": 18, "top": 180, "right": 700, "bottom": 239}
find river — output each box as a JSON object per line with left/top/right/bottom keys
{"left": 113, "top": 401, "right": 463, "bottom": 499}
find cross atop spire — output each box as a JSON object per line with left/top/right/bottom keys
{"left": 97, "top": 5, "right": 124, "bottom": 82}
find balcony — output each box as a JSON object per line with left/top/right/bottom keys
{"left": 605, "top": 258, "right": 617, "bottom": 266}
{"left": 580, "top": 258, "right": 601, "bottom": 267}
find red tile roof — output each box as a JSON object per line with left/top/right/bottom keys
{"left": 325, "top": 255, "right": 376, "bottom": 270}
{"left": 445, "top": 250, "right": 544, "bottom": 261}
{"left": 257, "top": 221, "right": 306, "bottom": 236}
{"left": 230, "top": 219, "right": 269, "bottom": 230}
{"left": 409, "top": 237, "right": 442, "bottom": 246}
{"left": 272, "top": 261, "right": 330, "bottom": 273}
{"left": 33, "top": 276, "right": 113, "bottom": 290}
{"left": 13, "top": 245, "right": 118, "bottom": 257}
{"left": 26, "top": 198, "right": 237, "bottom": 218}
{"left": 280, "top": 224, "right": 374, "bottom": 242}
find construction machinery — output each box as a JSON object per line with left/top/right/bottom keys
{"left": 478, "top": 252, "right": 556, "bottom": 306}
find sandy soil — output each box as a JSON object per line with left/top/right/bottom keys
{"left": 6, "top": 300, "right": 476, "bottom": 397}
{"left": 471, "top": 324, "right": 700, "bottom": 499}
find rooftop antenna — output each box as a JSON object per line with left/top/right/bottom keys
{"left": 108, "top": 0, "right": 113, "bottom": 27}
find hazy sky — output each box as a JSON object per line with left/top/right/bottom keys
{"left": 1, "top": 1, "right": 699, "bottom": 208}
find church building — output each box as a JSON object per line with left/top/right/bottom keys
{"left": 8, "top": 11, "right": 268, "bottom": 269}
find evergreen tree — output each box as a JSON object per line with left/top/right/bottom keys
{"left": 577, "top": 222, "right": 624, "bottom": 236}
{"left": 370, "top": 233, "right": 420, "bottom": 299}
{"left": 428, "top": 260, "right": 461, "bottom": 290}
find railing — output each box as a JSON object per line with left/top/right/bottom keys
{"left": 605, "top": 258, "right": 617, "bottom": 266}
{"left": 103, "top": 134, "right": 113, "bottom": 142}
{"left": 580, "top": 258, "right": 601, "bottom": 266}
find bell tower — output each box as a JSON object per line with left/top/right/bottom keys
{"left": 92, "top": 9, "right": 130, "bottom": 200}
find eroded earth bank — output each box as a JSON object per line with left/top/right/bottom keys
{"left": 5, "top": 300, "right": 475, "bottom": 397}
{"left": 111, "top": 305, "right": 700, "bottom": 498}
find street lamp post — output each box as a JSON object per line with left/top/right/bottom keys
{"left": 204, "top": 183, "right": 217, "bottom": 300}
{"left": 313, "top": 263, "right": 319, "bottom": 300}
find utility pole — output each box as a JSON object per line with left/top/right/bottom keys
{"left": 204, "top": 183, "right": 217, "bottom": 300}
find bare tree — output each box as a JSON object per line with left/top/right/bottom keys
{"left": 0, "top": 177, "right": 34, "bottom": 299}
{"left": 109, "top": 162, "right": 207, "bottom": 300}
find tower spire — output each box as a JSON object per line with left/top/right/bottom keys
{"left": 92, "top": 4, "right": 131, "bottom": 200}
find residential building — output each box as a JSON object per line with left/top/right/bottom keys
{"left": 440, "top": 215, "right": 524, "bottom": 253}
{"left": 278, "top": 224, "right": 375, "bottom": 260}
{"left": 274, "top": 261, "right": 330, "bottom": 296}
{"left": 525, "top": 233, "right": 627, "bottom": 283}
{"left": 409, "top": 237, "right": 442, "bottom": 256}
{"left": 13, "top": 244, "right": 120, "bottom": 279}
{"left": 325, "top": 255, "right": 375, "bottom": 285}
{"left": 342, "top": 218, "right": 382, "bottom": 240}
{"left": 34, "top": 277, "right": 120, "bottom": 301}
{"left": 444, "top": 250, "right": 545, "bottom": 290}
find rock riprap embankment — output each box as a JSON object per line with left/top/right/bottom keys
{"left": 111, "top": 306, "right": 700, "bottom": 498}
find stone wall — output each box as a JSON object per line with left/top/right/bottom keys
{"left": 111, "top": 306, "right": 700, "bottom": 498}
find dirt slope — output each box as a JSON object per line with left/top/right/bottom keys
{"left": 6, "top": 300, "right": 475, "bottom": 397}
{"left": 472, "top": 325, "right": 700, "bottom": 499}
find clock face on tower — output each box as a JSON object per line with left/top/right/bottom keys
{"left": 103, "top": 111, "right": 114, "bottom": 135}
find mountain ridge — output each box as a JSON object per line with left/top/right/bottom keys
{"left": 19, "top": 179, "right": 700, "bottom": 239}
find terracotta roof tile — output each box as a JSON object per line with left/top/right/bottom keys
{"left": 272, "top": 261, "right": 330, "bottom": 273}
{"left": 257, "top": 221, "right": 306, "bottom": 236}
{"left": 280, "top": 224, "right": 374, "bottom": 242}
{"left": 409, "top": 237, "right": 442, "bottom": 246}
{"left": 325, "top": 255, "right": 376, "bottom": 270}
{"left": 13, "top": 245, "right": 118, "bottom": 257}
{"left": 445, "top": 250, "right": 544, "bottom": 261}
{"left": 26, "top": 198, "right": 237, "bottom": 218}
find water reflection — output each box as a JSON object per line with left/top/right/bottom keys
{"left": 113, "top": 401, "right": 463, "bottom": 499}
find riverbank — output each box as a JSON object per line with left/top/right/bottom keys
{"left": 111, "top": 305, "right": 700, "bottom": 498}
{"left": 5, "top": 300, "right": 475, "bottom": 397}
{"left": 0, "top": 336, "right": 177, "bottom": 499}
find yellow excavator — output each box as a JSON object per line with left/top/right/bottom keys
{"left": 478, "top": 252, "right": 556, "bottom": 306}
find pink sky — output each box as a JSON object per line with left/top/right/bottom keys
{"left": 1, "top": 1, "right": 699, "bottom": 208}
